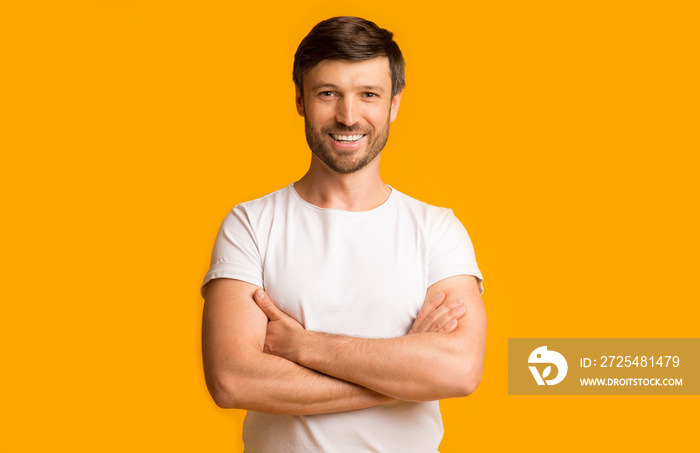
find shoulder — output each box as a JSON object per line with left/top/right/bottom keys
{"left": 390, "top": 188, "right": 475, "bottom": 256}
{"left": 390, "top": 188, "right": 459, "bottom": 226}
{"left": 234, "top": 185, "right": 295, "bottom": 216}
{"left": 217, "top": 185, "right": 295, "bottom": 236}
{"left": 391, "top": 190, "right": 483, "bottom": 291}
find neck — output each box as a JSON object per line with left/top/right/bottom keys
{"left": 294, "top": 155, "right": 390, "bottom": 211}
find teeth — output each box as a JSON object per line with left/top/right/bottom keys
{"left": 332, "top": 134, "right": 364, "bottom": 142}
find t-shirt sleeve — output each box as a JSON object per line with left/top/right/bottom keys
{"left": 201, "top": 206, "right": 264, "bottom": 294}
{"left": 427, "top": 209, "right": 484, "bottom": 293}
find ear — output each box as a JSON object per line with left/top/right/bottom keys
{"left": 389, "top": 90, "right": 403, "bottom": 122}
{"left": 295, "top": 85, "right": 305, "bottom": 117}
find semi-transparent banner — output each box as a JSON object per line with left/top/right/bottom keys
{"left": 508, "top": 338, "right": 700, "bottom": 395}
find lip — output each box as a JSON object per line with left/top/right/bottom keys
{"left": 328, "top": 133, "right": 366, "bottom": 139}
{"left": 328, "top": 133, "right": 366, "bottom": 150}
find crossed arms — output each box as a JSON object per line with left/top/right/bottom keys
{"left": 201, "top": 274, "right": 486, "bottom": 415}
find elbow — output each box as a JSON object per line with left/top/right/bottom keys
{"left": 449, "top": 360, "right": 484, "bottom": 398}
{"left": 448, "top": 339, "right": 486, "bottom": 397}
{"left": 411, "top": 358, "right": 482, "bottom": 401}
{"left": 460, "top": 368, "right": 483, "bottom": 396}
{"left": 206, "top": 372, "right": 246, "bottom": 409}
{"left": 210, "top": 390, "right": 237, "bottom": 410}
{"left": 411, "top": 346, "right": 485, "bottom": 400}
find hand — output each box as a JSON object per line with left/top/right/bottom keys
{"left": 253, "top": 288, "right": 305, "bottom": 361}
{"left": 408, "top": 292, "right": 466, "bottom": 334}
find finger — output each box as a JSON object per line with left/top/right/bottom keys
{"left": 429, "top": 303, "right": 467, "bottom": 333}
{"left": 442, "top": 319, "right": 458, "bottom": 333}
{"left": 414, "top": 304, "right": 445, "bottom": 333}
{"left": 420, "top": 298, "right": 465, "bottom": 333}
{"left": 409, "top": 292, "right": 445, "bottom": 334}
{"left": 253, "top": 288, "right": 281, "bottom": 321}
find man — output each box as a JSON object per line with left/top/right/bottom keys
{"left": 201, "top": 16, "right": 486, "bottom": 452}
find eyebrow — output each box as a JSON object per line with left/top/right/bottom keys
{"left": 311, "top": 82, "right": 386, "bottom": 94}
{"left": 358, "top": 85, "right": 386, "bottom": 94}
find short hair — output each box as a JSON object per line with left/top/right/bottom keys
{"left": 293, "top": 16, "right": 406, "bottom": 97}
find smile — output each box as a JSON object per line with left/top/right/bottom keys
{"left": 330, "top": 134, "right": 366, "bottom": 143}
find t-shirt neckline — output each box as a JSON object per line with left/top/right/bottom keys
{"left": 289, "top": 183, "right": 396, "bottom": 216}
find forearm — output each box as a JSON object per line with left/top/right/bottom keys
{"left": 291, "top": 330, "right": 480, "bottom": 402}
{"left": 207, "top": 348, "right": 393, "bottom": 415}
{"left": 258, "top": 275, "right": 487, "bottom": 402}
{"left": 202, "top": 278, "right": 393, "bottom": 415}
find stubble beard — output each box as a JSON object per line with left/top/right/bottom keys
{"left": 304, "top": 116, "right": 391, "bottom": 174}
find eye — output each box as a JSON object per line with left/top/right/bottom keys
{"left": 319, "top": 91, "right": 334, "bottom": 97}
{"left": 363, "top": 92, "right": 377, "bottom": 98}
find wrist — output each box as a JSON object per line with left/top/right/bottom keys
{"left": 289, "top": 328, "right": 313, "bottom": 364}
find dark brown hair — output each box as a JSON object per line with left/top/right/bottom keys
{"left": 293, "top": 16, "right": 406, "bottom": 97}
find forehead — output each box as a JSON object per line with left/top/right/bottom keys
{"left": 304, "top": 57, "right": 392, "bottom": 92}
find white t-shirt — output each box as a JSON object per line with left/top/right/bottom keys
{"left": 203, "top": 184, "right": 483, "bottom": 453}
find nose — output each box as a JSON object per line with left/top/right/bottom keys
{"left": 335, "top": 97, "right": 358, "bottom": 126}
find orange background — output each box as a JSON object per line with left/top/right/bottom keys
{"left": 2, "top": 1, "right": 698, "bottom": 451}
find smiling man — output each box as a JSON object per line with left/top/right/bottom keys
{"left": 300, "top": 57, "right": 397, "bottom": 175}
{"left": 201, "top": 16, "right": 486, "bottom": 452}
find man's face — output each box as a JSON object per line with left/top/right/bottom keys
{"left": 296, "top": 57, "right": 402, "bottom": 174}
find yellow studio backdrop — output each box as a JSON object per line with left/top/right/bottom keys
{"left": 1, "top": 1, "right": 698, "bottom": 451}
